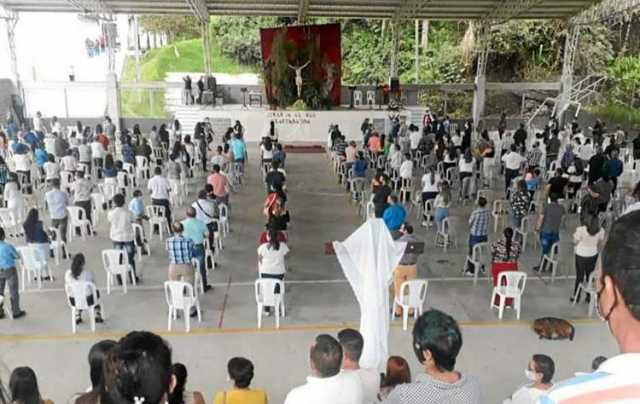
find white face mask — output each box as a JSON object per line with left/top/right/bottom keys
{"left": 525, "top": 369, "right": 538, "bottom": 381}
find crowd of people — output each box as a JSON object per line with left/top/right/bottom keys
{"left": 2, "top": 108, "right": 640, "bottom": 404}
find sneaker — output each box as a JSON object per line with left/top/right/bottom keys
{"left": 95, "top": 315, "right": 104, "bottom": 323}
{"left": 13, "top": 310, "right": 26, "bottom": 319}
{"left": 532, "top": 266, "right": 541, "bottom": 273}
{"left": 480, "top": 265, "right": 486, "bottom": 274}
{"left": 189, "top": 310, "right": 198, "bottom": 318}
{"left": 0, "top": 310, "right": 5, "bottom": 319}
{"left": 463, "top": 270, "right": 475, "bottom": 277}
{"left": 421, "top": 221, "right": 429, "bottom": 227}
{"left": 76, "top": 317, "right": 83, "bottom": 325}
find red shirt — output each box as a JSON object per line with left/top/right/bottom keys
{"left": 207, "top": 173, "right": 228, "bottom": 197}
{"left": 97, "top": 133, "right": 109, "bottom": 149}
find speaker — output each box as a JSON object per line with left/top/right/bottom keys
{"left": 390, "top": 77, "right": 400, "bottom": 92}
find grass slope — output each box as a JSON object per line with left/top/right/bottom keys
{"left": 121, "top": 38, "right": 256, "bottom": 118}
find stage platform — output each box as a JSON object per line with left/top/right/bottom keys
{"left": 169, "top": 103, "right": 424, "bottom": 143}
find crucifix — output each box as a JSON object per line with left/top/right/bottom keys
{"left": 288, "top": 60, "right": 311, "bottom": 99}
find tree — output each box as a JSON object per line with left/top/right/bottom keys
{"left": 138, "top": 15, "right": 200, "bottom": 42}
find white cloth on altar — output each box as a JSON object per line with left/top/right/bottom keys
{"left": 333, "top": 219, "right": 406, "bottom": 371}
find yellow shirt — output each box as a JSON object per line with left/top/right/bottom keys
{"left": 213, "top": 389, "right": 268, "bottom": 404}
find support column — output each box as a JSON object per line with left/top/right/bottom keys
{"left": 472, "top": 25, "right": 489, "bottom": 135}
{"left": 201, "top": 21, "right": 212, "bottom": 76}
{"left": 557, "top": 26, "right": 580, "bottom": 127}
{"left": 133, "top": 16, "right": 141, "bottom": 82}
{"left": 414, "top": 20, "right": 420, "bottom": 84}
{"left": 106, "top": 72, "right": 122, "bottom": 129}
{"left": 4, "top": 13, "right": 21, "bottom": 98}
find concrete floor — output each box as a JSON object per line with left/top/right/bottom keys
{"left": 0, "top": 145, "right": 618, "bottom": 403}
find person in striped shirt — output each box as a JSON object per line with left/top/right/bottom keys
{"left": 539, "top": 211, "right": 640, "bottom": 403}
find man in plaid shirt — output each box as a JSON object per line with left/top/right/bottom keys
{"left": 166, "top": 222, "right": 196, "bottom": 294}
{"left": 526, "top": 142, "right": 543, "bottom": 170}
{"left": 465, "top": 197, "right": 491, "bottom": 276}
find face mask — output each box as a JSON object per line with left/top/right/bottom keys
{"left": 524, "top": 369, "right": 538, "bottom": 381}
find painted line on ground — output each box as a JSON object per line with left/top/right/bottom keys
{"left": 217, "top": 275, "right": 232, "bottom": 328}
{"left": 21, "top": 275, "right": 577, "bottom": 295}
{"left": 0, "top": 318, "right": 601, "bottom": 343}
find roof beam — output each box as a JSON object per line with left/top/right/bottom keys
{"left": 65, "top": 0, "right": 113, "bottom": 19}
{"left": 185, "top": 0, "right": 208, "bottom": 23}
{"left": 483, "top": 0, "right": 547, "bottom": 24}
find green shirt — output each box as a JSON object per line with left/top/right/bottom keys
{"left": 181, "top": 217, "right": 208, "bottom": 246}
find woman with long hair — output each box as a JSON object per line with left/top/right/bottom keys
{"left": 167, "top": 364, "right": 205, "bottom": 404}
{"left": 257, "top": 228, "right": 289, "bottom": 313}
{"left": 23, "top": 208, "right": 50, "bottom": 271}
{"left": 571, "top": 213, "right": 605, "bottom": 303}
{"left": 64, "top": 254, "right": 103, "bottom": 324}
{"left": 490, "top": 227, "right": 522, "bottom": 305}
{"left": 73, "top": 340, "right": 117, "bottom": 404}
{"left": 420, "top": 166, "right": 441, "bottom": 226}
{"left": 379, "top": 356, "right": 411, "bottom": 401}
{"left": 433, "top": 181, "right": 451, "bottom": 231}
{"left": 261, "top": 137, "right": 273, "bottom": 164}
{"left": 9, "top": 367, "right": 53, "bottom": 404}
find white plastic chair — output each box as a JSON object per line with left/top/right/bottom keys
{"left": 65, "top": 281, "right": 101, "bottom": 334}
{"left": 49, "top": 226, "right": 69, "bottom": 265}
{"left": 60, "top": 171, "right": 74, "bottom": 193}
{"left": 17, "top": 246, "right": 52, "bottom": 290}
{"left": 366, "top": 201, "right": 375, "bottom": 219}
{"left": 203, "top": 238, "right": 216, "bottom": 271}
{"left": 514, "top": 216, "right": 534, "bottom": 252}
{"left": 164, "top": 281, "right": 202, "bottom": 332}
{"left": 490, "top": 272, "right": 527, "bottom": 319}
{"left": 102, "top": 249, "right": 137, "bottom": 294}
{"left": 147, "top": 205, "right": 170, "bottom": 241}
{"left": 67, "top": 206, "right": 94, "bottom": 241}
{"left": 492, "top": 199, "right": 507, "bottom": 233}
{"left": 353, "top": 90, "right": 363, "bottom": 107}
{"left": 255, "top": 278, "right": 285, "bottom": 329}
{"left": 191, "top": 258, "right": 204, "bottom": 295}
{"left": 573, "top": 270, "right": 598, "bottom": 317}
{"left": 366, "top": 90, "right": 376, "bottom": 107}
{"left": 422, "top": 200, "right": 434, "bottom": 228}
{"left": 169, "top": 179, "right": 183, "bottom": 206}
{"left": 218, "top": 203, "right": 230, "bottom": 237}
{"left": 117, "top": 171, "right": 133, "bottom": 195}
{"left": 135, "top": 156, "right": 150, "bottom": 181}
{"left": 0, "top": 208, "right": 21, "bottom": 238}
{"left": 90, "top": 193, "right": 107, "bottom": 225}
{"left": 541, "top": 242, "right": 560, "bottom": 282}
{"left": 435, "top": 217, "right": 457, "bottom": 252}
{"left": 465, "top": 242, "right": 489, "bottom": 285}
{"left": 391, "top": 280, "right": 428, "bottom": 330}
{"left": 132, "top": 223, "right": 150, "bottom": 260}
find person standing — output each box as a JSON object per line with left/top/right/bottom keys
{"left": 72, "top": 170, "right": 94, "bottom": 226}
{"left": 571, "top": 213, "right": 605, "bottom": 303}
{"left": 0, "top": 227, "right": 26, "bottom": 319}
{"left": 534, "top": 194, "right": 565, "bottom": 273}
{"left": 502, "top": 145, "right": 525, "bottom": 196}
{"left": 148, "top": 166, "right": 173, "bottom": 227}
{"left": 373, "top": 175, "right": 392, "bottom": 218}
{"left": 230, "top": 133, "right": 247, "bottom": 173}
{"left": 182, "top": 207, "right": 211, "bottom": 292}
{"left": 393, "top": 223, "right": 418, "bottom": 316}
{"left": 207, "top": 164, "right": 231, "bottom": 207}
{"left": 45, "top": 179, "right": 70, "bottom": 242}
{"left": 107, "top": 193, "right": 137, "bottom": 282}
{"left": 510, "top": 180, "right": 529, "bottom": 229}
{"left": 465, "top": 197, "right": 490, "bottom": 276}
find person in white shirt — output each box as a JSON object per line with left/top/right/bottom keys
{"left": 503, "top": 354, "right": 554, "bottom": 404}
{"left": 502, "top": 144, "right": 525, "bottom": 196}
{"left": 623, "top": 181, "right": 640, "bottom": 216}
{"left": 420, "top": 167, "right": 441, "bottom": 226}
{"left": 3, "top": 173, "right": 25, "bottom": 224}
{"left": 64, "top": 253, "right": 103, "bottom": 324}
{"left": 61, "top": 150, "right": 77, "bottom": 174}
{"left": 257, "top": 229, "right": 290, "bottom": 303}
{"left": 409, "top": 127, "right": 422, "bottom": 155}
{"left": 90, "top": 138, "right": 105, "bottom": 177}
{"left": 147, "top": 166, "right": 173, "bottom": 228}
{"left": 337, "top": 328, "right": 380, "bottom": 404}
{"left": 284, "top": 334, "right": 364, "bottom": 404}
{"left": 210, "top": 145, "right": 227, "bottom": 171}
{"left": 399, "top": 154, "right": 413, "bottom": 180}
{"left": 33, "top": 111, "right": 45, "bottom": 134}
{"left": 51, "top": 116, "right": 62, "bottom": 135}
{"left": 192, "top": 189, "right": 218, "bottom": 248}
{"left": 43, "top": 154, "right": 60, "bottom": 182}
{"left": 77, "top": 140, "right": 92, "bottom": 169}
{"left": 389, "top": 145, "right": 403, "bottom": 171}
{"left": 107, "top": 193, "right": 137, "bottom": 281}
{"left": 44, "top": 136, "right": 56, "bottom": 156}
{"left": 571, "top": 213, "right": 606, "bottom": 303}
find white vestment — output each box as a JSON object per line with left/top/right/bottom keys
{"left": 333, "top": 219, "right": 406, "bottom": 371}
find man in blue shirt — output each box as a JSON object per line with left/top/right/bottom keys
{"left": 34, "top": 146, "right": 48, "bottom": 172}
{"left": 230, "top": 134, "right": 247, "bottom": 173}
{"left": 354, "top": 151, "right": 367, "bottom": 178}
{"left": 383, "top": 194, "right": 406, "bottom": 234}
{"left": 0, "top": 228, "right": 26, "bottom": 319}
{"left": 182, "top": 207, "right": 211, "bottom": 292}
{"left": 23, "top": 130, "right": 39, "bottom": 150}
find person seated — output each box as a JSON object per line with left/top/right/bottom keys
{"left": 168, "top": 363, "right": 205, "bottom": 404}
{"left": 9, "top": 367, "right": 55, "bottom": 404}
{"left": 379, "top": 356, "right": 411, "bottom": 401}
{"left": 383, "top": 310, "right": 480, "bottom": 403}
{"left": 258, "top": 223, "right": 287, "bottom": 245}
{"left": 214, "top": 357, "right": 268, "bottom": 404}
{"left": 257, "top": 228, "right": 289, "bottom": 314}
{"left": 399, "top": 153, "right": 413, "bottom": 180}
{"left": 284, "top": 334, "right": 363, "bottom": 404}
{"left": 503, "top": 354, "right": 554, "bottom": 404}
{"left": 383, "top": 194, "right": 406, "bottom": 234}
{"left": 338, "top": 328, "right": 380, "bottom": 404}
{"left": 272, "top": 143, "right": 286, "bottom": 168}
{"left": 265, "top": 161, "right": 286, "bottom": 192}
{"left": 61, "top": 149, "right": 77, "bottom": 175}
{"left": 72, "top": 339, "right": 117, "bottom": 404}
{"left": 353, "top": 151, "right": 367, "bottom": 178}
{"left": 64, "top": 253, "right": 103, "bottom": 324}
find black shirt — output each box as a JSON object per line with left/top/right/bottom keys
{"left": 265, "top": 170, "right": 286, "bottom": 190}
{"left": 373, "top": 185, "right": 392, "bottom": 206}
{"left": 548, "top": 176, "right": 569, "bottom": 196}
{"left": 514, "top": 128, "right": 527, "bottom": 146}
